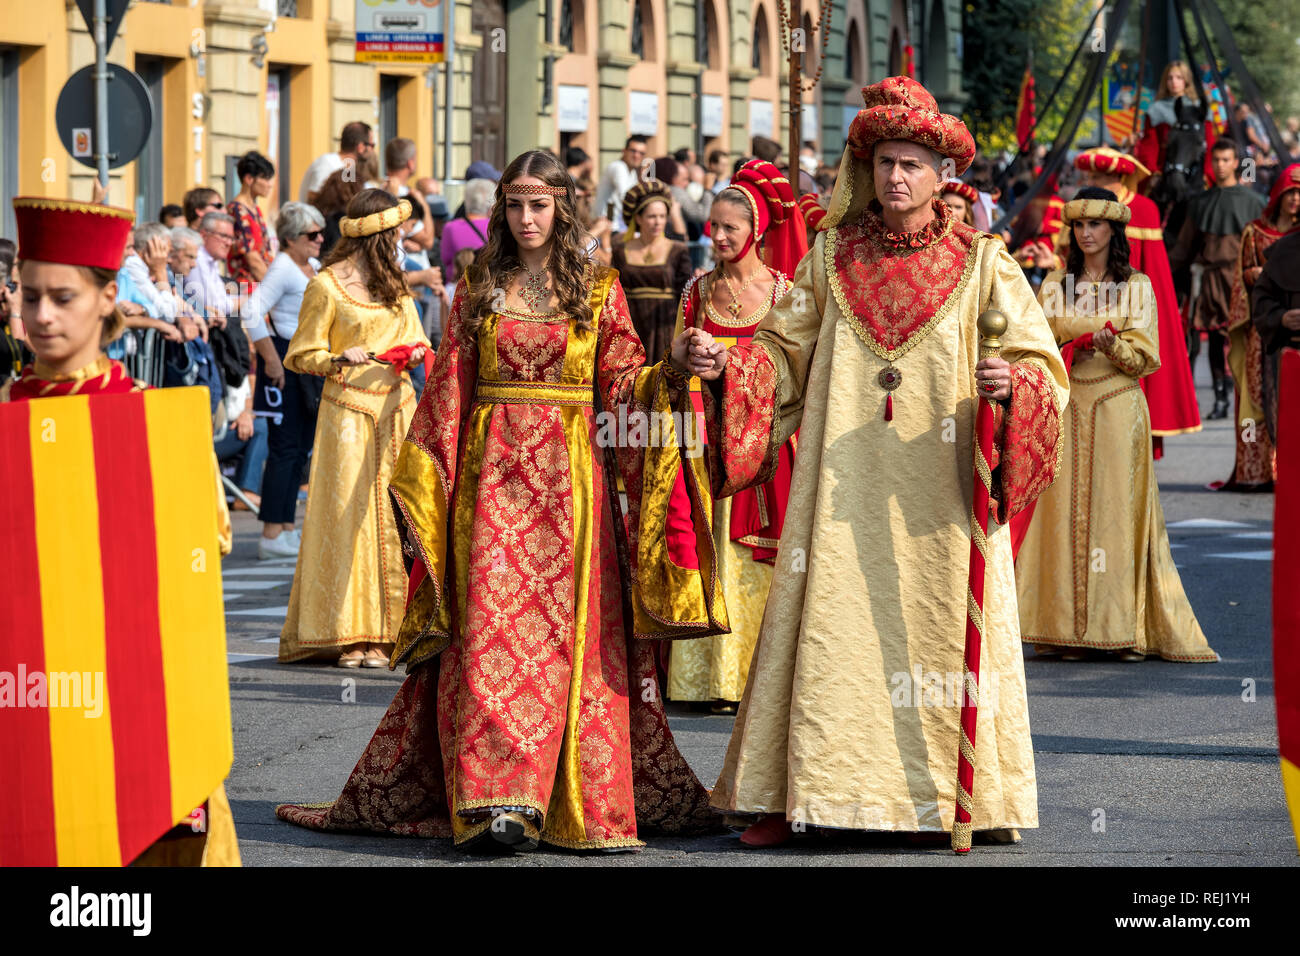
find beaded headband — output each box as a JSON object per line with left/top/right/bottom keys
{"left": 340, "top": 199, "right": 412, "bottom": 238}
{"left": 1062, "top": 198, "right": 1132, "bottom": 226}
{"left": 503, "top": 182, "right": 567, "bottom": 197}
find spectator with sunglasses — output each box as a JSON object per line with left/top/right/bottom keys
{"left": 183, "top": 187, "right": 224, "bottom": 230}
{"left": 241, "top": 201, "right": 325, "bottom": 559}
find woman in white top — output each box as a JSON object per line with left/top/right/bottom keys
{"left": 242, "top": 201, "right": 324, "bottom": 559}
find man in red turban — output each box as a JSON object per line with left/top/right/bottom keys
{"left": 680, "top": 77, "right": 1070, "bottom": 847}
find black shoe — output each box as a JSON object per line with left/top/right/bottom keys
{"left": 488, "top": 810, "right": 539, "bottom": 852}
{"left": 1207, "top": 379, "right": 1231, "bottom": 420}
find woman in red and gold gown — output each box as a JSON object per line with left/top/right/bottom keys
{"left": 665, "top": 160, "right": 802, "bottom": 711}
{"left": 277, "top": 150, "right": 727, "bottom": 853}
{"left": 3, "top": 196, "right": 238, "bottom": 865}
{"left": 1224, "top": 163, "right": 1300, "bottom": 490}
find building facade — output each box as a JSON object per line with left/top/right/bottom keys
{"left": 0, "top": 0, "right": 962, "bottom": 238}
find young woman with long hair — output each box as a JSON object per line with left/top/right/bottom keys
{"left": 277, "top": 149, "right": 724, "bottom": 853}
{"left": 276, "top": 188, "right": 430, "bottom": 668}
{"left": 1015, "top": 186, "right": 1217, "bottom": 664}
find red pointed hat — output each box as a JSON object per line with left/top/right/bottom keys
{"left": 14, "top": 197, "right": 134, "bottom": 272}
{"left": 846, "top": 76, "right": 975, "bottom": 176}
{"left": 1266, "top": 163, "right": 1300, "bottom": 221}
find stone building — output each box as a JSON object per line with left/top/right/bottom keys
{"left": 0, "top": 0, "right": 961, "bottom": 237}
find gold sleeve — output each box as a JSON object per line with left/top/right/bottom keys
{"left": 1102, "top": 274, "right": 1160, "bottom": 378}
{"left": 284, "top": 276, "right": 338, "bottom": 376}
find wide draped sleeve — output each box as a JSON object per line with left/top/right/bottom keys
{"left": 977, "top": 243, "right": 1070, "bottom": 524}
{"left": 1099, "top": 273, "right": 1160, "bottom": 378}
{"left": 597, "top": 275, "right": 730, "bottom": 639}
{"left": 283, "top": 275, "right": 338, "bottom": 376}
{"left": 387, "top": 281, "right": 479, "bottom": 668}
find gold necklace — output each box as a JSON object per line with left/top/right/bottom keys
{"left": 637, "top": 236, "right": 666, "bottom": 265}
{"left": 1083, "top": 267, "right": 1107, "bottom": 286}
{"left": 517, "top": 265, "right": 550, "bottom": 312}
{"left": 719, "top": 263, "right": 766, "bottom": 319}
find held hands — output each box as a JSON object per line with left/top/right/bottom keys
{"left": 406, "top": 345, "right": 427, "bottom": 370}
{"left": 974, "top": 356, "right": 1012, "bottom": 402}
{"left": 670, "top": 327, "right": 727, "bottom": 381}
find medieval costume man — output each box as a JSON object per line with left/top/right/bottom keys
{"left": 1252, "top": 230, "right": 1300, "bottom": 443}
{"left": 1170, "top": 138, "right": 1265, "bottom": 421}
{"left": 277, "top": 150, "right": 726, "bottom": 852}
{"left": 1222, "top": 163, "right": 1300, "bottom": 490}
{"left": 2, "top": 197, "right": 238, "bottom": 865}
{"left": 665, "top": 160, "right": 802, "bottom": 711}
{"left": 1072, "top": 146, "right": 1201, "bottom": 455}
{"left": 1016, "top": 189, "right": 1218, "bottom": 663}
{"left": 682, "top": 77, "right": 1069, "bottom": 847}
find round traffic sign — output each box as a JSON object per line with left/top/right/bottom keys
{"left": 55, "top": 63, "right": 154, "bottom": 170}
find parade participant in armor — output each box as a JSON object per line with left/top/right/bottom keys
{"left": 276, "top": 189, "right": 430, "bottom": 667}
{"left": 1016, "top": 188, "right": 1218, "bottom": 663}
{"left": 276, "top": 150, "right": 725, "bottom": 852}
{"left": 665, "top": 160, "right": 802, "bottom": 712}
{"left": 1073, "top": 146, "right": 1201, "bottom": 454}
{"left": 1170, "top": 138, "right": 1265, "bottom": 421}
{"left": 611, "top": 179, "right": 693, "bottom": 364}
{"left": 1222, "top": 163, "right": 1300, "bottom": 490}
{"left": 683, "top": 77, "right": 1069, "bottom": 848}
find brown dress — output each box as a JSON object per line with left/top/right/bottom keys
{"left": 611, "top": 238, "right": 693, "bottom": 363}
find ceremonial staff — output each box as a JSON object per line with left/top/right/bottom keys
{"left": 952, "top": 308, "right": 1006, "bottom": 854}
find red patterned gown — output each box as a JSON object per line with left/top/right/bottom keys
{"left": 277, "top": 266, "right": 728, "bottom": 850}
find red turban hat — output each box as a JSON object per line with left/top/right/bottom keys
{"left": 846, "top": 76, "right": 976, "bottom": 176}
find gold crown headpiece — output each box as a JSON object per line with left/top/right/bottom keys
{"left": 502, "top": 182, "right": 568, "bottom": 197}
{"left": 340, "top": 199, "right": 412, "bottom": 238}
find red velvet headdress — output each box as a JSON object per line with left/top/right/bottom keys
{"left": 798, "top": 193, "right": 828, "bottom": 232}
{"left": 1073, "top": 147, "right": 1151, "bottom": 193}
{"left": 723, "top": 159, "right": 808, "bottom": 277}
{"left": 1266, "top": 163, "right": 1300, "bottom": 222}
{"left": 846, "top": 76, "right": 975, "bottom": 176}
{"left": 14, "top": 197, "right": 134, "bottom": 271}
{"left": 941, "top": 180, "right": 979, "bottom": 205}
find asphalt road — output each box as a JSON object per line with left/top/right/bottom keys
{"left": 220, "top": 363, "right": 1295, "bottom": 866}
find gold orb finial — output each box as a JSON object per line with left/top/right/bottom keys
{"left": 977, "top": 309, "right": 1007, "bottom": 340}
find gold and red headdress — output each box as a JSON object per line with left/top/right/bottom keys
{"left": 1265, "top": 163, "right": 1300, "bottom": 222}
{"left": 13, "top": 197, "right": 134, "bottom": 271}
{"left": 1062, "top": 196, "right": 1132, "bottom": 226}
{"left": 798, "top": 193, "right": 828, "bottom": 232}
{"left": 941, "top": 180, "right": 979, "bottom": 206}
{"left": 718, "top": 159, "right": 807, "bottom": 275}
{"left": 824, "top": 76, "right": 975, "bottom": 230}
{"left": 1073, "top": 146, "right": 1151, "bottom": 194}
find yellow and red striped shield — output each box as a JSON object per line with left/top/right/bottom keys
{"left": 0, "top": 387, "right": 231, "bottom": 866}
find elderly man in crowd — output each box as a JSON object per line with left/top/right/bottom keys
{"left": 185, "top": 210, "right": 240, "bottom": 325}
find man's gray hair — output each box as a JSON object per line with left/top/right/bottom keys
{"left": 132, "top": 221, "right": 171, "bottom": 252}
{"left": 877, "top": 139, "right": 945, "bottom": 173}
{"left": 199, "top": 210, "right": 235, "bottom": 232}
{"left": 170, "top": 226, "right": 201, "bottom": 250}
{"left": 276, "top": 202, "right": 325, "bottom": 242}
{"left": 463, "top": 177, "right": 496, "bottom": 217}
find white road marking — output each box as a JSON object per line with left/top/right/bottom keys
{"left": 227, "top": 605, "right": 290, "bottom": 617}
{"left": 1230, "top": 531, "right": 1273, "bottom": 540}
{"left": 224, "top": 593, "right": 243, "bottom": 601}
{"left": 254, "top": 636, "right": 280, "bottom": 644}
{"left": 1204, "top": 551, "right": 1273, "bottom": 561}
{"left": 228, "top": 653, "right": 275, "bottom": 663}
{"left": 1167, "top": 518, "right": 1254, "bottom": 529}
{"left": 220, "top": 579, "right": 290, "bottom": 590}
{"left": 216, "top": 566, "right": 297, "bottom": 576}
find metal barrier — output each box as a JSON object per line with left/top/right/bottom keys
{"left": 109, "top": 327, "right": 167, "bottom": 388}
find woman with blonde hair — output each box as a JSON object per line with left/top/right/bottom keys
{"left": 277, "top": 188, "right": 430, "bottom": 668}
{"left": 1134, "top": 60, "right": 1217, "bottom": 200}
{"left": 277, "top": 149, "right": 723, "bottom": 853}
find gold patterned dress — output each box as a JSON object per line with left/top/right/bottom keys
{"left": 278, "top": 267, "right": 430, "bottom": 661}
{"left": 1016, "top": 270, "right": 1218, "bottom": 661}
{"left": 667, "top": 269, "right": 794, "bottom": 703}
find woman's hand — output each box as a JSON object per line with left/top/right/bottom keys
{"left": 156, "top": 319, "right": 184, "bottom": 344}
{"left": 335, "top": 346, "right": 370, "bottom": 367}
{"left": 235, "top": 409, "right": 255, "bottom": 441}
{"left": 689, "top": 329, "right": 727, "bottom": 381}
{"left": 406, "top": 345, "right": 427, "bottom": 370}
{"left": 1092, "top": 326, "right": 1116, "bottom": 352}
{"left": 975, "top": 356, "right": 1012, "bottom": 401}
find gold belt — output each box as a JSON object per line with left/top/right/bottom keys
{"left": 476, "top": 380, "right": 593, "bottom": 407}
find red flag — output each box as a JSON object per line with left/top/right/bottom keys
{"left": 1016, "top": 66, "right": 1036, "bottom": 153}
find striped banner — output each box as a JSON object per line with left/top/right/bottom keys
{"left": 0, "top": 388, "right": 231, "bottom": 866}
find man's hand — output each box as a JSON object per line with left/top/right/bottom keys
{"left": 144, "top": 236, "right": 171, "bottom": 281}
{"left": 156, "top": 319, "right": 183, "bottom": 344}
{"left": 975, "top": 356, "right": 1012, "bottom": 401}
{"left": 1282, "top": 308, "right": 1300, "bottom": 331}
{"left": 235, "top": 409, "right": 254, "bottom": 441}
{"left": 208, "top": 311, "right": 228, "bottom": 330}
{"left": 119, "top": 300, "right": 147, "bottom": 318}
{"left": 263, "top": 355, "right": 286, "bottom": 389}
{"left": 177, "top": 315, "right": 200, "bottom": 341}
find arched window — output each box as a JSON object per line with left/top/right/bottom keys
{"left": 702, "top": 1, "right": 721, "bottom": 69}
{"left": 559, "top": 0, "right": 574, "bottom": 51}
{"left": 752, "top": 6, "right": 770, "bottom": 73}
{"left": 631, "top": 1, "right": 645, "bottom": 59}
{"left": 846, "top": 20, "right": 864, "bottom": 85}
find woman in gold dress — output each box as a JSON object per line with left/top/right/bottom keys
{"left": 276, "top": 150, "right": 726, "bottom": 853}
{"left": 665, "top": 159, "right": 802, "bottom": 711}
{"left": 278, "top": 189, "right": 430, "bottom": 667}
{"left": 610, "top": 180, "right": 694, "bottom": 363}
{"left": 1016, "top": 187, "right": 1217, "bottom": 662}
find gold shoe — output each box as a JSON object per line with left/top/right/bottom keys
{"left": 1118, "top": 651, "right": 1146, "bottom": 662}
{"left": 361, "top": 646, "right": 390, "bottom": 669}
{"left": 336, "top": 648, "right": 365, "bottom": 668}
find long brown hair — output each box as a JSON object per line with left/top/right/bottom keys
{"left": 321, "top": 188, "right": 410, "bottom": 310}
{"left": 314, "top": 155, "right": 378, "bottom": 218}
{"left": 464, "top": 150, "right": 594, "bottom": 335}
{"left": 1064, "top": 187, "right": 1134, "bottom": 284}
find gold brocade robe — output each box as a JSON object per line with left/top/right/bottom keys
{"left": 1017, "top": 271, "right": 1218, "bottom": 661}
{"left": 278, "top": 268, "right": 430, "bottom": 661}
{"left": 276, "top": 268, "right": 728, "bottom": 850}
{"left": 705, "top": 209, "right": 1069, "bottom": 832}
